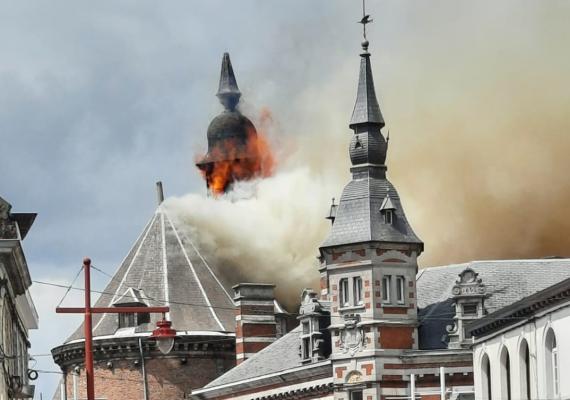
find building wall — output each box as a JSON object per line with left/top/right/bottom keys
{"left": 0, "top": 279, "right": 32, "bottom": 400}
{"left": 63, "top": 355, "right": 235, "bottom": 400}
{"left": 473, "top": 304, "right": 570, "bottom": 400}
{"left": 0, "top": 203, "right": 38, "bottom": 400}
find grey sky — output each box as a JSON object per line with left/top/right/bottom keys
{"left": 2, "top": 1, "right": 570, "bottom": 397}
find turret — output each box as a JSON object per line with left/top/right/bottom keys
{"left": 196, "top": 53, "right": 261, "bottom": 196}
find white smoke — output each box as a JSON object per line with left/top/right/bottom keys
{"left": 165, "top": 165, "right": 340, "bottom": 308}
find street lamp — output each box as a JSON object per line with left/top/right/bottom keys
{"left": 151, "top": 314, "right": 176, "bottom": 355}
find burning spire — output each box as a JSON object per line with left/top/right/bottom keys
{"left": 196, "top": 53, "right": 274, "bottom": 196}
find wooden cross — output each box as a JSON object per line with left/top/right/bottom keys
{"left": 56, "top": 258, "right": 170, "bottom": 400}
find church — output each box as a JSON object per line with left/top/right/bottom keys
{"left": 51, "top": 9, "right": 570, "bottom": 400}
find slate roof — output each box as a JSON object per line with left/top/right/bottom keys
{"left": 349, "top": 51, "right": 385, "bottom": 128}
{"left": 66, "top": 205, "right": 235, "bottom": 343}
{"left": 321, "top": 176, "right": 422, "bottom": 248}
{"left": 205, "top": 325, "right": 304, "bottom": 388}
{"left": 416, "top": 259, "right": 570, "bottom": 349}
{"left": 217, "top": 52, "right": 241, "bottom": 98}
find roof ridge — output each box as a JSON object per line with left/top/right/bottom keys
{"left": 92, "top": 213, "right": 159, "bottom": 334}
{"left": 166, "top": 212, "right": 234, "bottom": 303}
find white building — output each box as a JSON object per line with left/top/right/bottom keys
{"left": 470, "top": 274, "right": 570, "bottom": 400}
{"left": 0, "top": 196, "right": 38, "bottom": 399}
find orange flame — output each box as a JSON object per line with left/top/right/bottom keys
{"left": 196, "top": 110, "right": 276, "bottom": 197}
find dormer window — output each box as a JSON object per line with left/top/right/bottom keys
{"left": 119, "top": 313, "right": 136, "bottom": 328}
{"left": 298, "top": 289, "right": 331, "bottom": 363}
{"left": 380, "top": 192, "right": 396, "bottom": 225}
{"left": 384, "top": 210, "right": 393, "bottom": 224}
{"left": 462, "top": 303, "right": 477, "bottom": 316}
{"left": 113, "top": 287, "right": 151, "bottom": 328}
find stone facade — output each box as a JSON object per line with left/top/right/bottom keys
{"left": 0, "top": 196, "right": 38, "bottom": 400}
{"left": 471, "top": 277, "right": 570, "bottom": 400}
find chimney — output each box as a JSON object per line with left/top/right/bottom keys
{"left": 233, "top": 283, "right": 276, "bottom": 364}
{"left": 156, "top": 181, "right": 165, "bottom": 205}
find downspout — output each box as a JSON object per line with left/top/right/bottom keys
{"left": 139, "top": 338, "right": 149, "bottom": 400}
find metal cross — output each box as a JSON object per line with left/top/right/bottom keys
{"left": 359, "top": 0, "right": 373, "bottom": 40}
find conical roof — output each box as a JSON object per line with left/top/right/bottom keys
{"left": 349, "top": 49, "right": 385, "bottom": 128}
{"left": 217, "top": 52, "right": 240, "bottom": 97}
{"left": 66, "top": 206, "right": 235, "bottom": 343}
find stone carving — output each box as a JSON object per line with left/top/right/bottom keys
{"left": 346, "top": 371, "right": 363, "bottom": 384}
{"left": 339, "top": 314, "right": 365, "bottom": 356}
{"left": 0, "top": 197, "right": 11, "bottom": 219}
{"left": 451, "top": 268, "right": 486, "bottom": 296}
{"left": 446, "top": 267, "right": 487, "bottom": 348}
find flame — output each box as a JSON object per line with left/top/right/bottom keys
{"left": 196, "top": 109, "right": 276, "bottom": 197}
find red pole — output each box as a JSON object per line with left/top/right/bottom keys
{"left": 83, "top": 257, "right": 95, "bottom": 400}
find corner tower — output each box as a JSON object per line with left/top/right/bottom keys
{"left": 196, "top": 53, "right": 261, "bottom": 196}
{"left": 319, "top": 10, "right": 423, "bottom": 400}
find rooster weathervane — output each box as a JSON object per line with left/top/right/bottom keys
{"left": 359, "top": 0, "right": 373, "bottom": 41}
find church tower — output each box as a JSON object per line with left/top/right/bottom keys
{"left": 319, "top": 10, "right": 424, "bottom": 400}
{"left": 196, "top": 53, "right": 261, "bottom": 196}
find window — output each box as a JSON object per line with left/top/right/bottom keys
{"left": 302, "top": 336, "right": 310, "bottom": 360}
{"left": 302, "top": 321, "right": 310, "bottom": 334}
{"left": 519, "top": 339, "right": 531, "bottom": 400}
{"left": 396, "top": 276, "right": 405, "bottom": 304}
{"left": 463, "top": 303, "right": 478, "bottom": 315}
{"left": 384, "top": 210, "right": 393, "bottom": 224}
{"left": 545, "top": 328, "right": 559, "bottom": 397}
{"left": 118, "top": 311, "right": 149, "bottom": 328}
{"left": 353, "top": 277, "right": 363, "bottom": 306}
{"left": 481, "top": 353, "right": 492, "bottom": 400}
{"left": 119, "top": 312, "right": 136, "bottom": 328}
{"left": 339, "top": 278, "right": 350, "bottom": 307}
{"left": 382, "top": 276, "right": 391, "bottom": 303}
{"left": 350, "top": 391, "right": 363, "bottom": 400}
{"left": 500, "top": 347, "right": 511, "bottom": 400}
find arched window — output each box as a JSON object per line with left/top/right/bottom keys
{"left": 545, "top": 328, "right": 560, "bottom": 397}
{"left": 500, "top": 347, "right": 512, "bottom": 400}
{"left": 481, "top": 353, "right": 492, "bottom": 400}
{"left": 519, "top": 339, "right": 531, "bottom": 400}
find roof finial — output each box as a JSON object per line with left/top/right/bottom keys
{"left": 358, "top": 0, "right": 373, "bottom": 52}
{"left": 217, "top": 52, "right": 241, "bottom": 111}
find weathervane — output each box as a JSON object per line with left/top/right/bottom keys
{"left": 359, "top": 0, "right": 373, "bottom": 42}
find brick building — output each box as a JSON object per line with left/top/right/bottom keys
{"left": 52, "top": 11, "right": 570, "bottom": 400}
{"left": 190, "top": 17, "right": 570, "bottom": 400}
{"left": 51, "top": 52, "right": 293, "bottom": 400}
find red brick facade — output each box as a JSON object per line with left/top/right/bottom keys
{"left": 379, "top": 326, "right": 414, "bottom": 349}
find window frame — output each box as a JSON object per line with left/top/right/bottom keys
{"left": 301, "top": 336, "right": 311, "bottom": 361}
{"left": 339, "top": 278, "right": 350, "bottom": 308}
{"left": 119, "top": 312, "right": 136, "bottom": 329}
{"left": 396, "top": 275, "right": 405, "bottom": 304}
{"left": 384, "top": 210, "right": 393, "bottom": 224}
{"left": 382, "top": 276, "right": 391, "bottom": 304}
{"left": 349, "top": 390, "right": 363, "bottom": 400}
{"left": 353, "top": 277, "right": 363, "bottom": 306}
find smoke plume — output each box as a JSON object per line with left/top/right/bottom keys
{"left": 166, "top": 2, "right": 570, "bottom": 307}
